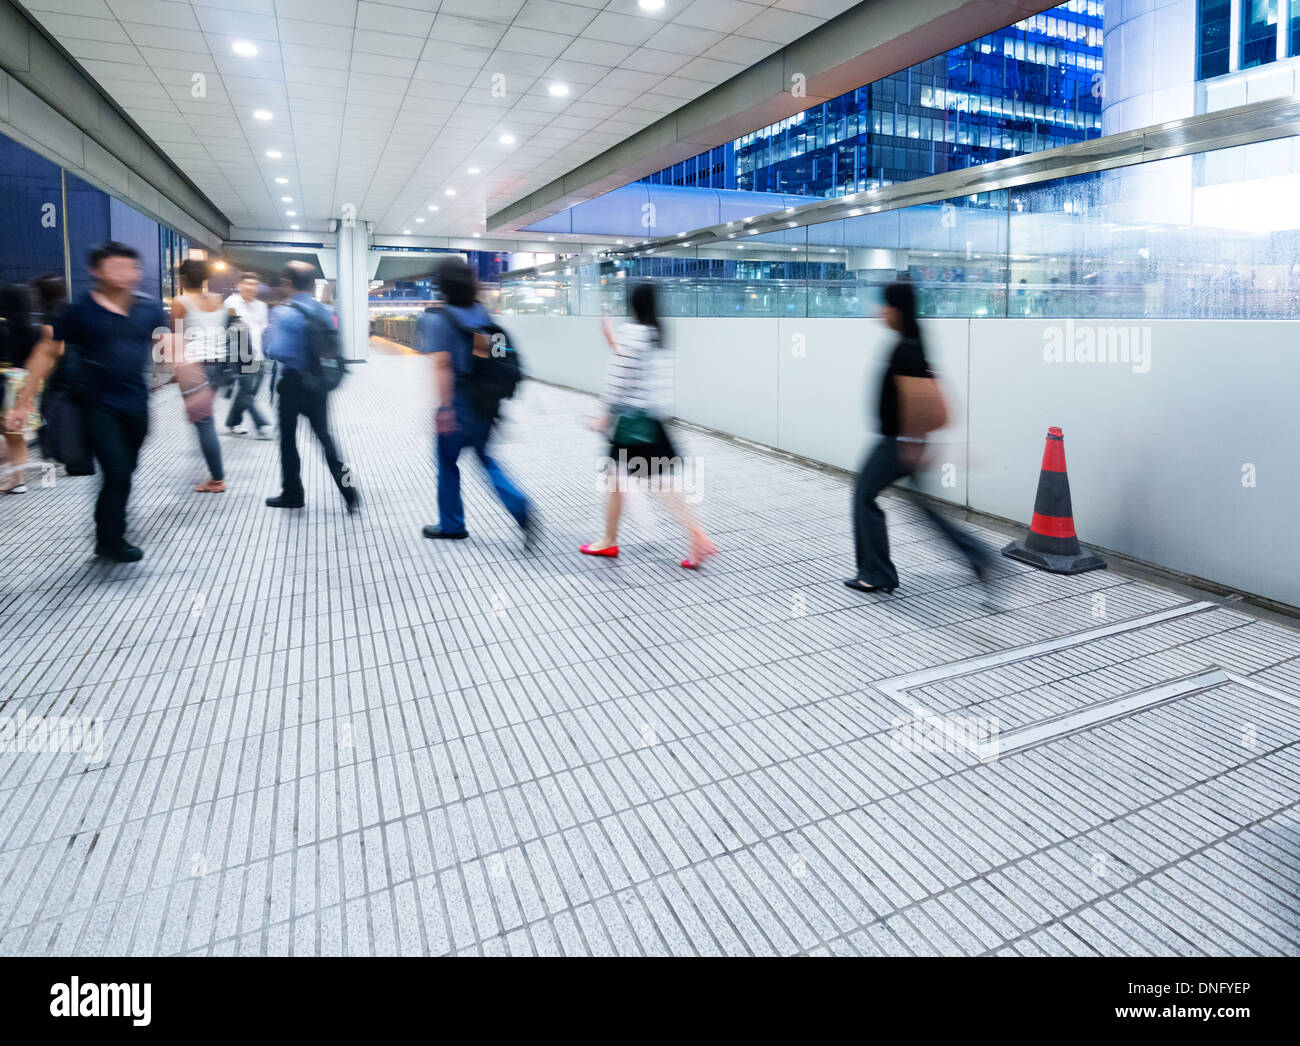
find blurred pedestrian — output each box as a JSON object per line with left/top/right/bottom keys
{"left": 222, "top": 271, "right": 270, "bottom": 438}
{"left": 7, "top": 243, "right": 164, "bottom": 561}
{"left": 580, "top": 282, "right": 715, "bottom": 569}
{"left": 264, "top": 261, "right": 357, "bottom": 512}
{"left": 0, "top": 284, "right": 39, "bottom": 493}
{"left": 418, "top": 258, "right": 533, "bottom": 545}
{"left": 845, "top": 280, "right": 988, "bottom": 594}
{"left": 170, "top": 258, "right": 226, "bottom": 492}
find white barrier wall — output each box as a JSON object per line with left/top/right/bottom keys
{"left": 503, "top": 314, "right": 1300, "bottom": 608}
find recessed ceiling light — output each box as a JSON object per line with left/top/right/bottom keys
{"left": 253, "top": 109, "right": 272, "bottom": 121}
{"left": 285, "top": 210, "right": 296, "bottom": 216}
{"left": 467, "top": 167, "right": 480, "bottom": 174}
{"left": 281, "top": 196, "right": 292, "bottom": 202}
{"left": 639, "top": 0, "right": 665, "bottom": 11}
{"left": 498, "top": 134, "right": 515, "bottom": 145}
{"left": 275, "top": 177, "right": 288, "bottom": 184}
{"left": 232, "top": 41, "right": 258, "bottom": 57}
{"left": 403, "top": 229, "right": 412, "bottom": 234}
{"left": 428, "top": 205, "right": 439, "bottom": 211}
{"left": 265, "top": 150, "right": 282, "bottom": 159}
{"left": 416, "top": 218, "right": 424, "bottom": 223}
{"left": 473, "top": 233, "right": 480, "bottom": 238}
{"left": 445, "top": 189, "right": 456, "bottom": 196}
{"left": 290, "top": 224, "right": 299, "bottom": 230}
{"left": 548, "top": 83, "right": 569, "bottom": 97}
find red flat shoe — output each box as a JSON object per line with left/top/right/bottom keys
{"left": 681, "top": 536, "right": 718, "bottom": 570}
{"left": 580, "top": 543, "right": 619, "bottom": 558}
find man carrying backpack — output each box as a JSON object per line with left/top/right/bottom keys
{"left": 418, "top": 258, "right": 533, "bottom": 546}
{"left": 264, "top": 261, "right": 357, "bottom": 512}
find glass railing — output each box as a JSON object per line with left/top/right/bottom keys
{"left": 499, "top": 98, "right": 1300, "bottom": 321}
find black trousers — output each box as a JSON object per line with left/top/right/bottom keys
{"left": 852, "top": 437, "right": 988, "bottom": 588}
{"left": 88, "top": 406, "right": 148, "bottom": 548}
{"left": 277, "top": 372, "right": 347, "bottom": 500}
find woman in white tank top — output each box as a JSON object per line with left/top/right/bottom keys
{"left": 170, "top": 259, "right": 227, "bottom": 492}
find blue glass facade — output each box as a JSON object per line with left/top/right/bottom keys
{"left": 639, "top": 143, "right": 735, "bottom": 190}
{"left": 0, "top": 129, "right": 186, "bottom": 302}
{"left": 1195, "top": 0, "right": 1300, "bottom": 76}
{"left": 1198, "top": 0, "right": 1232, "bottom": 78}
{"left": 643, "top": 0, "right": 1103, "bottom": 200}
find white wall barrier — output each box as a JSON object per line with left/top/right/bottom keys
{"left": 503, "top": 314, "right": 1300, "bottom": 609}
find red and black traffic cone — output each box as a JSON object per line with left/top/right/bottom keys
{"left": 1001, "top": 426, "right": 1105, "bottom": 574}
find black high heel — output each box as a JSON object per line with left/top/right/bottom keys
{"left": 843, "top": 578, "right": 896, "bottom": 594}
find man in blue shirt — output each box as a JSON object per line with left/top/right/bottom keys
{"left": 417, "top": 258, "right": 532, "bottom": 544}
{"left": 10, "top": 242, "right": 166, "bottom": 561}
{"left": 263, "top": 261, "right": 357, "bottom": 512}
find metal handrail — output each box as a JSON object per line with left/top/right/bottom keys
{"left": 500, "top": 94, "right": 1300, "bottom": 280}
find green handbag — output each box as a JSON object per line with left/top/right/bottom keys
{"left": 612, "top": 407, "right": 659, "bottom": 446}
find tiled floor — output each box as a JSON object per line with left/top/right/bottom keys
{"left": 2, "top": 353, "right": 1298, "bottom": 956}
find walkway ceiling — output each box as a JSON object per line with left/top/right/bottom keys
{"left": 488, "top": 0, "right": 1065, "bottom": 233}
{"left": 20, "top": 0, "right": 868, "bottom": 240}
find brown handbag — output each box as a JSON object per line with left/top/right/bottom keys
{"left": 896, "top": 374, "right": 949, "bottom": 435}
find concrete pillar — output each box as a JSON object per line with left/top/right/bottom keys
{"left": 334, "top": 218, "right": 371, "bottom": 362}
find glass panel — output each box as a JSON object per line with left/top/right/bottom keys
{"left": 1240, "top": 0, "right": 1279, "bottom": 68}
{"left": 505, "top": 135, "right": 1300, "bottom": 322}
{"left": 0, "top": 132, "right": 65, "bottom": 289}
{"left": 1198, "top": 0, "right": 1231, "bottom": 77}
{"left": 499, "top": 269, "right": 575, "bottom": 316}
{"left": 574, "top": 259, "right": 628, "bottom": 316}
{"left": 1009, "top": 139, "right": 1300, "bottom": 319}
{"left": 808, "top": 190, "right": 1007, "bottom": 318}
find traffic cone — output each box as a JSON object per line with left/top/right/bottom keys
{"left": 1001, "top": 426, "right": 1105, "bottom": 574}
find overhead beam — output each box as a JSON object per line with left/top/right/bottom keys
{"left": 488, "top": 0, "right": 1060, "bottom": 233}
{"left": 0, "top": 0, "right": 230, "bottom": 247}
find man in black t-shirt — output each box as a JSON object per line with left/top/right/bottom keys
{"left": 10, "top": 243, "right": 166, "bottom": 562}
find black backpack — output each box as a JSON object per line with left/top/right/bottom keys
{"left": 442, "top": 310, "right": 523, "bottom": 421}
{"left": 289, "top": 300, "right": 346, "bottom": 392}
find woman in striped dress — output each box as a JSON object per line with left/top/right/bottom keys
{"left": 580, "top": 283, "right": 716, "bottom": 569}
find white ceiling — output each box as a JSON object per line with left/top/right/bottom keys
{"left": 25, "top": 0, "right": 861, "bottom": 237}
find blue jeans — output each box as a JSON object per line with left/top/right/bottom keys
{"left": 436, "top": 410, "right": 528, "bottom": 533}
{"left": 194, "top": 363, "right": 225, "bottom": 480}
{"left": 194, "top": 415, "right": 224, "bottom": 481}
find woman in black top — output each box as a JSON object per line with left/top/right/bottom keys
{"left": 845, "top": 281, "right": 989, "bottom": 594}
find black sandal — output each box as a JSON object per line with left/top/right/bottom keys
{"left": 843, "top": 578, "right": 896, "bottom": 594}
